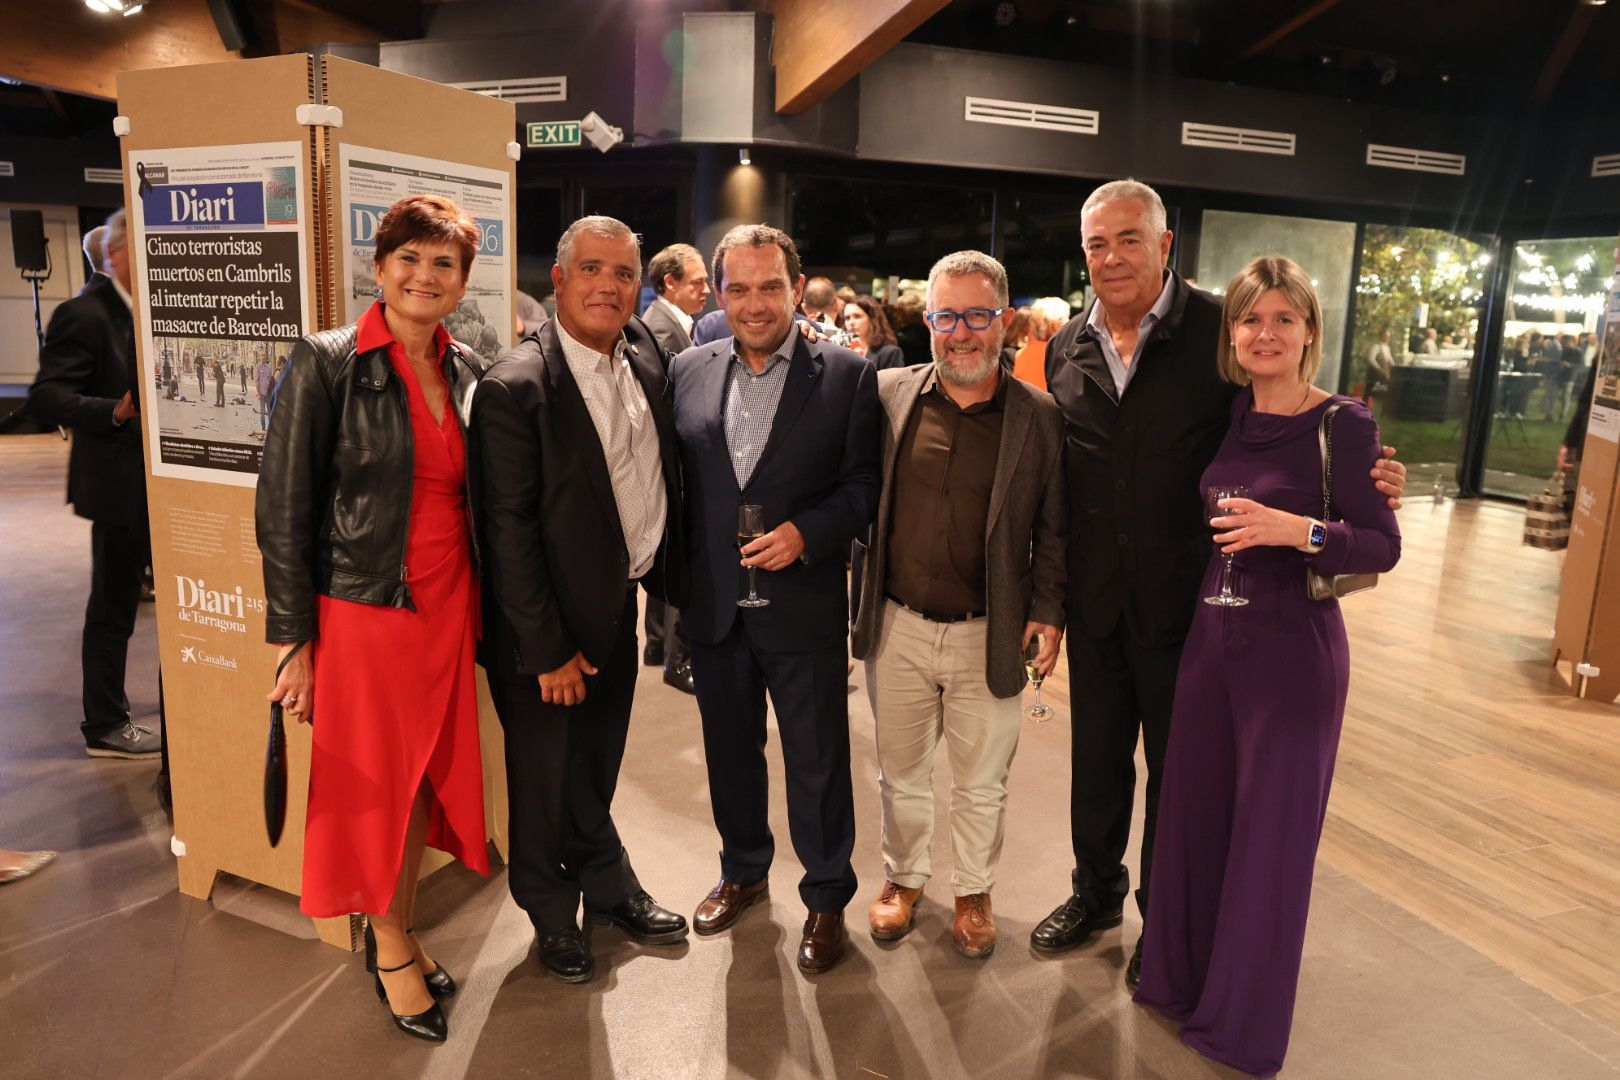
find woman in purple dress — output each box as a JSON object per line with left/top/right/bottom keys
{"left": 1133, "top": 256, "right": 1401, "bottom": 1077}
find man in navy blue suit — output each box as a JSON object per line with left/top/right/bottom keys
{"left": 670, "top": 224, "right": 880, "bottom": 975}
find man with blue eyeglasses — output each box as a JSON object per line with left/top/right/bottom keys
{"left": 851, "top": 250, "right": 1064, "bottom": 960}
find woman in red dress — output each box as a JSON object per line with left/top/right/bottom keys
{"left": 257, "top": 194, "right": 489, "bottom": 1043}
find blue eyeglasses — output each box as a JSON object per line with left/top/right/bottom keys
{"left": 924, "top": 307, "right": 1005, "bottom": 332}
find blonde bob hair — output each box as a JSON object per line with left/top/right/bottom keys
{"left": 1216, "top": 255, "right": 1323, "bottom": 386}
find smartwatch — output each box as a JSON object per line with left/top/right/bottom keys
{"left": 1300, "top": 518, "right": 1327, "bottom": 554}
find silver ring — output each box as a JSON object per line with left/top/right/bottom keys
{"left": 285, "top": 696, "right": 298, "bottom": 707}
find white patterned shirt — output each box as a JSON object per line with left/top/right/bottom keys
{"left": 555, "top": 320, "right": 667, "bottom": 579}
{"left": 724, "top": 340, "right": 795, "bottom": 489}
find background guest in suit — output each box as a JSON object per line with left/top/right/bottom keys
{"left": 841, "top": 295, "right": 905, "bottom": 370}
{"left": 79, "top": 225, "right": 109, "bottom": 292}
{"left": 474, "top": 215, "right": 690, "bottom": 986}
{"left": 671, "top": 224, "right": 880, "bottom": 976}
{"left": 851, "top": 250, "right": 1065, "bottom": 959}
{"left": 640, "top": 242, "right": 711, "bottom": 694}
{"left": 28, "top": 208, "right": 160, "bottom": 760}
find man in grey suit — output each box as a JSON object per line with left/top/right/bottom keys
{"left": 850, "top": 250, "right": 1065, "bottom": 959}
{"left": 639, "top": 243, "right": 710, "bottom": 693}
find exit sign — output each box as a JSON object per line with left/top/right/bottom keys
{"left": 527, "top": 121, "right": 581, "bottom": 148}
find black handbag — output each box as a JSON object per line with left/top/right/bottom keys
{"left": 1305, "top": 403, "right": 1380, "bottom": 601}
{"left": 264, "top": 641, "right": 307, "bottom": 847}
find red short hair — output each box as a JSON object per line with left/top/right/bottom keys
{"left": 373, "top": 194, "right": 479, "bottom": 275}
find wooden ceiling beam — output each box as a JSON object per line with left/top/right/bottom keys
{"left": 0, "top": 0, "right": 396, "bottom": 101}
{"left": 1234, "top": 0, "right": 1345, "bottom": 63}
{"left": 770, "top": 0, "right": 951, "bottom": 115}
{"left": 1531, "top": 3, "right": 1597, "bottom": 103}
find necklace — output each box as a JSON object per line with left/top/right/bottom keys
{"left": 1288, "top": 382, "right": 1312, "bottom": 414}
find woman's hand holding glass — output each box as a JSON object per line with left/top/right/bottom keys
{"left": 1209, "top": 497, "right": 1313, "bottom": 553}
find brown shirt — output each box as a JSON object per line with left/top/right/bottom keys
{"left": 885, "top": 368, "right": 1006, "bottom": 616}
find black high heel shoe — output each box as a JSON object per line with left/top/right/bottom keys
{"left": 373, "top": 959, "right": 447, "bottom": 1043}
{"left": 365, "top": 920, "right": 456, "bottom": 999}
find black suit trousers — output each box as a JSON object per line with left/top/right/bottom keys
{"left": 642, "top": 588, "right": 689, "bottom": 668}
{"left": 1066, "top": 616, "right": 1183, "bottom": 919}
{"left": 487, "top": 589, "right": 643, "bottom": 931}
{"left": 81, "top": 519, "right": 151, "bottom": 740}
{"left": 690, "top": 619, "right": 857, "bottom": 912}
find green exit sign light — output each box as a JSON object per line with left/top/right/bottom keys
{"left": 527, "top": 121, "right": 582, "bottom": 148}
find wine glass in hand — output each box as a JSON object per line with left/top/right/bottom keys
{"left": 1203, "top": 484, "right": 1251, "bottom": 607}
{"left": 737, "top": 503, "right": 770, "bottom": 608}
{"left": 1024, "top": 636, "right": 1053, "bottom": 722}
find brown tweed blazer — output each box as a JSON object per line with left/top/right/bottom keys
{"left": 851, "top": 363, "right": 1066, "bottom": 699}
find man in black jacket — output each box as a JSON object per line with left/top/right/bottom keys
{"left": 1035, "top": 180, "right": 1405, "bottom": 987}
{"left": 473, "top": 216, "right": 689, "bottom": 984}
{"left": 639, "top": 242, "right": 710, "bottom": 694}
{"left": 29, "top": 209, "right": 160, "bottom": 759}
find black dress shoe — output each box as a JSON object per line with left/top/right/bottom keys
{"left": 1029, "top": 894, "right": 1123, "bottom": 954}
{"left": 538, "top": 927, "right": 595, "bottom": 983}
{"left": 587, "top": 890, "right": 689, "bottom": 944}
{"left": 662, "top": 662, "right": 696, "bottom": 695}
{"left": 643, "top": 642, "right": 665, "bottom": 666}
{"left": 373, "top": 959, "right": 448, "bottom": 1043}
{"left": 1126, "top": 935, "right": 1143, "bottom": 990}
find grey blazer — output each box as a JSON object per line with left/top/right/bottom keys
{"left": 851, "top": 363, "right": 1066, "bottom": 698}
{"left": 641, "top": 298, "right": 692, "bottom": 360}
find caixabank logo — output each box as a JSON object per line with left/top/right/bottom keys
{"left": 173, "top": 575, "right": 262, "bottom": 634}
{"left": 179, "top": 645, "right": 239, "bottom": 671}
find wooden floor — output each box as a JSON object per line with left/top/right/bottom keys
{"left": 1045, "top": 496, "right": 1620, "bottom": 1039}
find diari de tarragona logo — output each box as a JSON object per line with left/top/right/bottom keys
{"left": 173, "top": 575, "right": 263, "bottom": 634}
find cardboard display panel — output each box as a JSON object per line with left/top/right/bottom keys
{"left": 117, "top": 54, "right": 516, "bottom": 948}
{"left": 1551, "top": 235, "right": 1620, "bottom": 704}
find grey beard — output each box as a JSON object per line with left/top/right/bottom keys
{"left": 933, "top": 332, "right": 1003, "bottom": 387}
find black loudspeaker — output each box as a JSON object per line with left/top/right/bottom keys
{"left": 206, "top": 0, "right": 256, "bottom": 52}
{"left": 10, "top": 209, "right": 47, "bottom": 272}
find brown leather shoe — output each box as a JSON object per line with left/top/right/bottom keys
{"left": 693, "top": 876, "right": 769, "bottom": 936}
{"left": 796, "top": 911, "right": 848, "bottom": 974}
{"left": 952, "top": 893, "right": 996, "bottom": 959}
{"left": 867, "top": 881, "right": 923, "bottom": 940}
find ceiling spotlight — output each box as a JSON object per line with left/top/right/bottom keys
{"left": 123, "top": 2, "right": 144, "bottom": 12}
{"left": 738, "top": 148, "right": 751, "bottom": 166}
{"left": 85, "top": 0, "right": 112, "bottom": 9}
{"left": 994, "top": 2, "right": 1019, "bottom": 28}
{"left": 1577, "top": 0, "right": 1605, "bottom": 7}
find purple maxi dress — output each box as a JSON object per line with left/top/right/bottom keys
{"left": 1133, "top": 391, "right": 1401, "bottom": 1077}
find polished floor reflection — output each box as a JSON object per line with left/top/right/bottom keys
{"left": 2, "top": 434, "right": 1618, "bottom": 1079}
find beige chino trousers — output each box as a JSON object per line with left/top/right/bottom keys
{"left": 866, "top": 599, "right": 1022, "bottom": 896}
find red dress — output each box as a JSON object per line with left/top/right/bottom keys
{"left": 301, "top": 305, "right": 488, "bottom": 917}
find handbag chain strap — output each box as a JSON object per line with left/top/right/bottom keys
{"left": 1317, "top": 401, "right": 1350, "bottom": 521}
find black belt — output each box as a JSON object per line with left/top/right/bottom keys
{"left": 886, "top": 592, "right": 984, "bottom": 624}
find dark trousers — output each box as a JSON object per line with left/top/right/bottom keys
{"left": 1066, "top": 615, "right": 1184, "bottom": 918}
{"left": 82, "top": 519, "right": 150, "bottom": 741}
{"left": 643, "top": 592, "right": 690, "bottom": 668}
{"left": 689, "top": 620, "right": 857, "bottom": 912}
{"left": 486, "top": 590, "right": 642, "bottom": 931}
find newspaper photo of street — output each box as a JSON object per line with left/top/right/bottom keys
{"left": 149, "top": 337, "right": 296, "bottom": 468}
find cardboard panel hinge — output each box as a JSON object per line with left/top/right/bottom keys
{"left": 296, "top": 104, "right": 344, "bottom": 128}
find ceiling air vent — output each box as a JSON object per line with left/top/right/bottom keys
{"left": 1181, "top": 122, "right": 1295, "bottom": 156}
{"left": 965, "top": 96, "right": 1099, "bottom": 136}
{"left": 1366, "top": 143, "right": 1466, "bottom": 176}
{"left": 0, "top": 161, "right": 14, "bottom": 178}
{"left": 450, "top": 76, "right": 567, "bottom": 104}
{"left": 84, "top": 168, "right": 123, "bottom": 185}
{"left": 1593, "top": 153, "right": 1620, "bottom": 179}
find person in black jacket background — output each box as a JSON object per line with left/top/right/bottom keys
{"left": 28, "top": 208, "right": 159, "bottom": 760}
{"left": 1033, "top": 179, "right": 1408, "bottom": 989}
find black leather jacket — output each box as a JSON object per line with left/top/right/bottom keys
{"left": 257, "top": 321, "right": 484, "bottom": 644}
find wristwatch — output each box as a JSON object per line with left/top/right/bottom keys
{"left": 1300, "top": 518, "right": 1327, "bottom": 554}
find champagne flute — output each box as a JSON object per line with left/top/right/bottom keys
{"left": 1203, "top": 484, "right": 1250, "bottom": 607}
{"left": 1024, "top": 636, "right": 1053, "bottom": 722}
{"left": 736, "top": 503, "right": 770, "bottom": 608}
